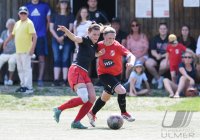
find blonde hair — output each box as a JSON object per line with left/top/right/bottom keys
{"left": 6, "top": 18, "right": 16, "bottom": 28}
{"left": 102, "top": 26, "right": 116, "bottom": 35}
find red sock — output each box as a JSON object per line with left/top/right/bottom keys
{"left": 58, "top": 97, "right": 84, "bottom": 111}
{"left": 74, "top": 101, "right": 93, "bottom": 122}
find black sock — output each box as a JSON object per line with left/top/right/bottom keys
{"left": 118, "top": 94, "right": 126, "bottom": 113}
{"left": 92, "top": 97, "right": 106, "bottom": 115}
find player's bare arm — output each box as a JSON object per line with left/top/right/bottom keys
{"left": 57, "top": 25, "right": 83, "bottom": 44}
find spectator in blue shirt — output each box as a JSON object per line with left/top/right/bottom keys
{"left": 26, "top": 0, "right": 51, "bottom": 86}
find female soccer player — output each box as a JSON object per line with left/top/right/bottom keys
{"left": 87, "top": 26, "right": 136, "bottom": 127}
{"left": 53, "top": 23, "right": 104, "bottom": 129}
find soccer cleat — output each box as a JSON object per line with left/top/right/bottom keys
{"left": 87, "top": 111, "right": 96, "bottom": 127}
{"left": 71, "top": 121, "right": 88, "bottom": 129}
{"left": 15, "top": 87, "right": 26, "bottom": 93}
{"left": 121, "top": 112, "right": 135, "bottom": 122}
{"left": 53, "top": 108, "right": 62, "bottom": 123}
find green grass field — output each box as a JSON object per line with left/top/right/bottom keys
{"left": 0, "top": 85, "right": 200, "bottom": 111}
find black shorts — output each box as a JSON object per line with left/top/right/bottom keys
{"left": 99, "top": 74, "right": 121, "bottom": 95}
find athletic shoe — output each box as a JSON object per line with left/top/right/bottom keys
{"left": 53, "top": 108, "right": 62, "bottom": 123}
{"left": 37, "top": 80, "right": 44, "bottom": 87}
{"left": 24, "top": 87, "right": 34, "bottom": 94}
{"left": 157, "top": 76, "right": 164, "bottom": 89}
{"left": 121, "top": 112, "right": 135, "bottom": 122}
{"left": 87, "top": 111, "right": 96, "bottom": 127}
{"left": 15, "top": 87, "right": 26, "bottom": 93}
{"left": 71, "top": 121, "right": 88, "bottom": 129}
{"left": 6, "top": 80, "right": 13, "bottom": 86}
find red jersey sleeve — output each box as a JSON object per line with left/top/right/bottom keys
{"left": 116, "top": 41, "right": 131, "bottom": 56}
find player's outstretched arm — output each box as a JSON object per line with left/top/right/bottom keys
{"left": 57, "top": 25, "right": 82, "bottom": 44}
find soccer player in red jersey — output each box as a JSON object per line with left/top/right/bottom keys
{"left": 53, "top": 23, "right": 105, "bottom": 129}
{"left": 87, "top": 26, "right": 136, "bottom": 127}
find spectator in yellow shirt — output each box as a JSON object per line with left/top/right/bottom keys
{"left": 4, "top": 6, "right": 37, "bottom": 94}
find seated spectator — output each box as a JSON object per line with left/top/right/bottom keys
{"left": 177, "top": 25, "right": 196, "bottom": 52}
{"left": 50, "top": 0, "right": 74, "bottom": 86}
{"left": 125, "top": 19, "right": 149, "bottom": 79}
{"left": 145, "top": 22, "right": 169, "bottom": 89}
{"left": 73, "top": 7, "right": 92, "bottom": 61}
{"left": 195, "top": 35, "right": 200, "bottom": 83}
{"left": 124, "top": 61, "right": 150, "bottom": 96}
{"left": 0, "top": 18, "right": 16, "bottom": 85}
{"left": 111, "top": 17, "right": 127, "bottom": 46}
{"left": 163, "top": 51, "right": 196, "bottom": 98}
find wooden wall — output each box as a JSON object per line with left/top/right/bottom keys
{"left": 118, "top": 0, "right": 200, "bottom": 39}
{"left": 0, "top": 0, "right": 200, "bottom": 81}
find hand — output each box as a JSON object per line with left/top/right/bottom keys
{"left": 29, "top": 48, "right": 35, "bottom": 56}
{"left": 189, "top": 78, "right": 195, "bottom": 86}
{"left": 156, "top": 54, "right": 162, "bottom": 60}
{"left": 57, "top": 25, "right": 67, "bottom": 33}
{"left": 3, "top": 41, "right": 7, "bottom": 50}
{"left": 126, "top": 62, "right": 134, "bottom": 69}
{"left": 98, "top": 48, "right": 105, "bottom": 56}
{"left": 57, "top": 36, "right": 64, "bottom": 44}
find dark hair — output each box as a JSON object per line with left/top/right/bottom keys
{"left": 159, "top": 22, "right": 168, "bottom": 28}
{"left": 56, "top": 1, "right": 71, "bottom": 15}
{"left": 75, "top": 7, "right": 89, "bottom": 28}
{"left": 88, "top": 22, "right": 101, "bottom": 32}
{"left": 130, "top": 19, "right": 141, "bottom": 34}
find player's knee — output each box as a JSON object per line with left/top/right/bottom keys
{"left": 77, "top": 87, "right": 89, "bottom": 103}
{"left": 115, "top": 85, "right": 126, "bottom": 94}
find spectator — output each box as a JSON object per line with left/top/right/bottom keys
{"left": 145, "top": 22, "right": 169, "bottom": 89}
{"left": 0, "top": 19, "right": 16, "bottom": 86}
{"left": 195, "top": 35, "right": 200, "bottom": 83}
{"left": 111, "top": 17, "right": 127, "bottom": 46}
{"left": 164, "top": 51, "right": 196, "bottom": 98}
{"left": 87, "top": 0, "right": 109, "bottom": 24}
{"left": 73, "top": 7, "right": 92, "bottom": 61}
{"left": 26, "top": 0, "right": 51, "bottom": 86}
{"left": 125, "top": 19, "right": 149, "bottom": 79}
{"left": 4, "top": 6, "right": 37, "bottom": 94}
{"left": 166, "top": 34, "right": 187, "bottom": 83}
{"left": 177, "top": 25, "right": 196, "bottom": 53}
{"left": 50, "top": 0, "right": 74, "bottom": 86}
{"left": 124, "top": 61, "right": 150, "bottom": 96}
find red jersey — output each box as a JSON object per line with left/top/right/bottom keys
{"left": 97, "top": 40, "right": 131, "bottom": 76}
{"left": 166, "top": 43, "right": 186, "bottom": 67}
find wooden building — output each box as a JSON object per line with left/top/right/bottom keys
{"left": 0, "top": 0, "right": 200, "bottom": 81}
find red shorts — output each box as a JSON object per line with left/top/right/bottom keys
{"left": 170, "top": 64, "right": 179, "bottom": 72}
{"left": 68, "top": 65, "right": 91, "bottom": 90}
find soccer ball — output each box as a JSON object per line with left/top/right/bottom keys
{"left": 107, "top": 115, "right": 124, "bottom": 130}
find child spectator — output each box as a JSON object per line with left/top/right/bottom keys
{"left": 3, "top": 6, "right": 37, "bottom": 94}
{"left": 166, "top": 34, "right": 186, "bottom": 83}
{"left": 124, "top": 61, "right": 150, "bottom": 96}
{"left": 0, "top": 18, "right": 16, "bottom": 85}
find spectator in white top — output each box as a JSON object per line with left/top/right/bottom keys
{"left": 0, "top": 18, "right": 16, "bottom": 86}
{"left": 73, "top": 7, "right": 92, "bottom": 61}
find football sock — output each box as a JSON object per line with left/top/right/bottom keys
{"left": 118, "top": 94, "right": 126, "bottom": 113}
{"left": 74, "top": 101, "right": 93, "bottom": 122}
{"left": 58, "top": 97, "right": 84, "bottom": 111}
{"left": 92, "top": 97, "right": 106, "bottom": 115}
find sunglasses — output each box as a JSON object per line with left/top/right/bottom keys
{"left": 182, "top": 56, "right": 192, "bottom": 59}
{"left": 20, "top": 12, "right": 27, "bottom": 15}
{"left": 131, "top": 24, "right": 139, "bottom": 27}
